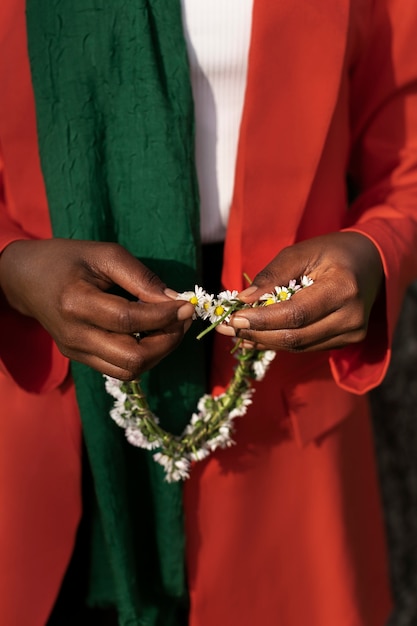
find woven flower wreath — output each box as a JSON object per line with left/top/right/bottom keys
{"left": 105, "top": 276, "right": 313, "bottom": 482}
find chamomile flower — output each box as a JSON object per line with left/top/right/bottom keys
{"left": 288, "top": 279, "right": 301, "bottom": 292}
{"left": 217, "top": 289, "right": 239, "bottom": 304}
{"left": 190, "top": 448, "right": 210, "bottom": 462}
{"left": 259, "top": 291, "right": 279, "bottom": 306}
{"left": 154, "top": 453, "right": 187, "bottom": 482}
{"left": 153, "top": 452, "right": 171, "bottom": 470}
{"left": 252, "top": 350, "right": 276, "bottom": 381}
{"left": 208, "top": 426, "right": 235, "bottom": 451}
{"left": 229, "top": 389, "right": 254, "bottom": 418}
{"left": 177, "top": 286, "right": 208, "bottom": 318}
{"left": 110, "top": 398, "right": 131, "bottom": 428}
{"left": 196, "top": 292, "right": 214, "bottom": 320}
{"left": 154, "top": 454, "right": 191, "bottom": 483}
{"left": 126, "top": 425, "right": 160, "bottom": 450}
{"left": 208, "top": 299, "right": 230, "bottom": 323}
{"left": 104, "top": 375, "right": 125, "bottom": 401}
{"left": 301, "top": 275, "right": 314, "bottom": 287}
{"left": 259, "top": 286, "right": 290, "bottom": 305}
{"left": 177, "top": 285, "right": 206, "bottom": 306}
{"left": 275, "top": 286, "right": 292, "bottom": 301}
{"left": 197, "top": 394, "right": 215, "bottom": 413}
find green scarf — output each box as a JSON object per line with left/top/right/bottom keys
{"left": 26, "top": 2, "right": 205, "bottom": 624}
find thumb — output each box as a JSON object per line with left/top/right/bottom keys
{"left": 95, "top": 244, "right": 175, "bottom": 304}
{"left": 238, "top": 246, "right": 312, "bottom": 303}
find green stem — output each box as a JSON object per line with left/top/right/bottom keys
{"left": 196, "top": 301, "right": 242, "bottom": 340}
{"left": 124, "top": 348, "right": 258, "bottom": 461}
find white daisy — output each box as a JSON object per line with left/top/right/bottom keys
{"left": 126, "top": 425, "right": 160, "bottom": 450}
{"left": 177, "top": 285, "right": 208, "bottom": 318}
{"left": 217, "top": 289, "right": 239, "bottom": 304}
{"left": 104, "top": 375, "right": 125, "bottom": 401}
{"left": 195, "top": 292, "right": 214, "bottom": 320}
{"left": 252, "top": 350, "right": 276, "bottom": 381}
{"left": 208, "top": 299, "right": 234, "bottom": 323}
{"left": 153, "top": 452, "right": 172, "bottom": 470}
{"left": 288, "top": 279, "right": 301, "bottom": 292}
{"left": 274, "top": 286, "right": 292, "bottom": 301}
{"left": 208, "top": 430, "right": 235, "bottom": 451}
{"left": 259, "top": 291, "right": 279, "bottom": 306}
{"left": 110, "top": 398, "right": 131, "bottom": 428}
{"left": 301, "top": 275, "right": 314, "bottom": 287}
{"left": 229, "top": 389, "right": 254, "bottom": 419}
{"left": 190, "top": 448, "right": 210, "bottom": 462}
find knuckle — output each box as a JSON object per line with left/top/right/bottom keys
{"left": 249, "top": 315, "right": 268, "bottom": 332}
{"left": 344, "top": 305, "right": 367, "bottom": 336}
{"left": 116, "top": 305, "right": 134, "bottom": 333}
{"left": 93, "top": 242, "right": 128, "bottom": 275}
{"left": 349, "top": 326, "right": 368, "bottom": 344}
{"left": 281, "top": 330, "right": 304, "bottom": 352}
{"left": 58, "top": 287, "right": 79, "bottom": 319}
{"left": 57, "top": 342, "right": 71, "bottom": 359}
{"left": 56, "top": 336, "right": 77, "bottom": 359}
{"left": 288, "top": 305, "right": 307, "bottom": 329}
{"left": 124, "top": 350, "right": 145, "bottom": 379}
{"left": 340, "top": 276, "right": 360, "bottom": 302}
{"left": 58, "top": 328, "right": 81, "bottom": 354}
{"left": 276, "top": 245, "right": 293, "bottom": 262}
{"left": 102, "top": 242, "right": 125, "bottom": 262}
{"left": 253, "top": 267, "right": 276, "bottom": 290}
{"left": 141, "top": 266, "right": 163, "bottom": 291}
{"left": 117, "top": 369, "right": 138, "bottom": 383}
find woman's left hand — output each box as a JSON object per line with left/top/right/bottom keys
{"left": 216, "top": 232, "right": 384, "bottom": 352}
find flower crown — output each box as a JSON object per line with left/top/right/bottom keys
{"left": 105, "top": 276, "right": 313, "bottom": 482}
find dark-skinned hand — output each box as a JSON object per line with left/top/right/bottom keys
{"left": 0, "top": 239, "right": 195, "bottom": 380}
{"left": 216, "top": 232, "right": 384, "bottom": 352}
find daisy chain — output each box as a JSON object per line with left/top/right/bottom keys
{"left": 105, "top": 276, "right": 313, "bottom": 482}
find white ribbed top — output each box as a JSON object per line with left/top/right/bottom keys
{"left": 181, "top": 0, "right": 253, "bottom": 243}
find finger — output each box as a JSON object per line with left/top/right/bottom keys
{"left": 60, "top": 281, "right": 195, "bottom": 333}
{"left": 229, "top": 284, "right": 327, "bottom": 332}
{"left": 230, "top": 275, "right": 359, "bottom": 333}
{"left": 86, "top": 243, "right": 179, "bottom": 303}
{"left": 237, "top": 249, "right": 318, "bottom": 304}
{"left": 229, "top": 309, "right": 367, "bottom": 352}
{"left": 61, "top": 323, "right": 187, "bottom": 379}
{"left": 75, "top": 354, "right": 140, "bottom": 382}
{"left": 237, "top": 328, "right": 366, "bottom": 352}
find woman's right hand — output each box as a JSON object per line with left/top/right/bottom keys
{"left": 0, "top": 239, "right": 195, "bottom": 380}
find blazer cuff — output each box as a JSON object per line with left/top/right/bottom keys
{"left": 329, "top": 215, "right": 416, "bottom": 394}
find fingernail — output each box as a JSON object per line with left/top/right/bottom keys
{"left": 231, "top": 316, "right": 250, "bottom": 329}
{"left": 177, "top": 302, "right": 195, "bottom": 321}
{"left": 215, "top": 324, "right": 236, "bottom": 336}
{"left": 241, "top": 340, "right": 256, "bottom": 349}
{"left": 164, "top": 288, "right": 179, "bottom": 300}
{"left": 238, "top": 285, "right": 258, "bottom": 299}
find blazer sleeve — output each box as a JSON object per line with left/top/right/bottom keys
{"left": 0, "top": 148, "right": 69, "bottom": 393}
{"left": 329, "top": 0, "right": 417, "bottom": 394}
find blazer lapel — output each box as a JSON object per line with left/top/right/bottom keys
{"left": 224, "top": 0, "right": 351, "bottom": 288}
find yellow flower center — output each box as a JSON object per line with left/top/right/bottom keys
{"left": 264, "top": 297, "right": 276, "bottom": 306}
{"left": 215, "top": 305, "right": 225, "bottom": 316}
{"left": 278, "top": 290, "right": 289, "bottom": 301}
{"left": 190, "top": 296, "right": 199, "bottom": 306}
{"left": 203, "top": 301, "right": 210, "bottom": 310}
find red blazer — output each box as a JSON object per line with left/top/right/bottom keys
{"left": 1, "top": 1, "right": 416, "bottom": 624}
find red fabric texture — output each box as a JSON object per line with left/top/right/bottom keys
{"left": 0, "top": 3, "right": 80, "bottom": 624}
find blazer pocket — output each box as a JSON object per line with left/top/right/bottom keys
{"left": 283, "top": 357, "right": 366, "bottom": 447}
